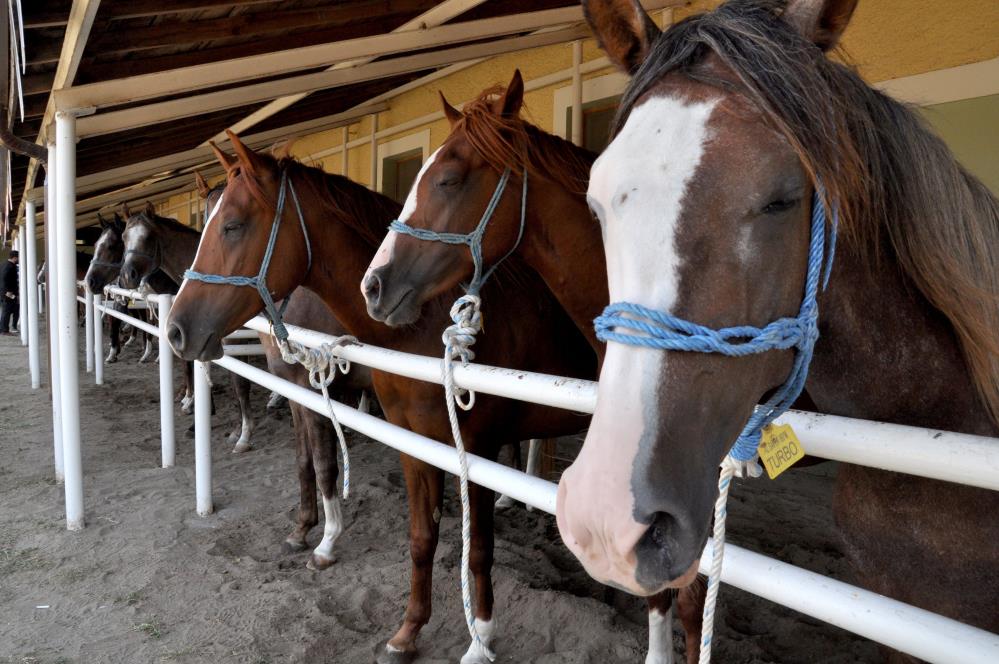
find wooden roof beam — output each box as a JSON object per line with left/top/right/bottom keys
{"left": 54, "top": 5, "right": 610, "bottom": 112}
{"left": 75, "top": 25, "right": 590, "bottom": 137}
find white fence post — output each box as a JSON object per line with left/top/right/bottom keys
{"left": 17, "top": 228, "right": 27, "bottom": 344}
{"left": 83, "top": 285, "right": 94, "bottom": 374}
{"left": 194, "top": 359, "right": 213, "bottom": 516}
{"left": 45, "top": 144, "right": 63, "bottom": 482}
{"left": 159, "top": 295, "right": 175, "bottom": 468}
{"left": 93, "top": 293, "right": 103, "bottom": 386}
{"left": 25, "top": 201, "right": 40, "bottom": 389}
{"left": 56, "top": 110, "right": 84, "bottom": 531}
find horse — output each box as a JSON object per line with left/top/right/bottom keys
{"left": 361, "top": 72, "right": 705, "bottom": 662}
{"left": 85, "top": 212, "right": 175, "bottom": 363}
{"left": 165, "top": 133, "right": 597, "bottom": 663}
{"left": 196, "top": 172, "right": 376, "bottom": 565}
{"left": 559, "top": 0, "right": 999, "bottom": 646}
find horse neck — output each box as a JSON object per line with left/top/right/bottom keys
{"left": 518, "top": 175, "right": 606, "bottom": 356}
{"left": 155, "top": 222, "right": 200, "bottom": 284}
{"left": 809, "top": 238, "right": 998, "bottom": 437}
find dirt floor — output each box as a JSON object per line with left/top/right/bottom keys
{"left": 0, "top": 329, "right": 880, "bottom": 664}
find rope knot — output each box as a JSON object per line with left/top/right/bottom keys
{"left": 442, "top": 295, "right": 482, "bottom": 411}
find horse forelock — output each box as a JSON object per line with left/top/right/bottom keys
{"left": 614, "top": 0, "right": 999, "bottom": 425}
{"left": 457, "top": 88, "right": 595, "bottom": 197}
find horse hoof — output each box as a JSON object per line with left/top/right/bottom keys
{"left": 495, "top": 495, "right": 515, "bottom": 510}
{"left": 282, "top": 539, "right": 307, "bottom": 554}
{"left": 374, "top": 642, "right": 416, "bottom": 664}
{"left": 307, "top": 552, "right": 336, "bottom": 571}
{"left": 231, "top": 441, "right": 252, "bottom": 454}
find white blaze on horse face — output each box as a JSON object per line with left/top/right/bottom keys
{"left": 363, "top": 147, "right": 443, "bottom": 284}
{"left": 176, "top": 193, "right": 225, "bottom": 302}
{"left": 556, "top": 95, "right": 717, "bottom": 594}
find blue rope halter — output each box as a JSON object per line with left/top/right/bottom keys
{"left": 388, "top": 167, "right": 528, "bottom": 296}
{"left": 183, "top": 169, "right": 311, "bottom": 342}
{"left": 594, "top": 190, "right": 838, "bottom": 461}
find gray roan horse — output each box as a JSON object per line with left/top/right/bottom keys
{"left": 560, "top": 0, "right": 999, "bottom": 653}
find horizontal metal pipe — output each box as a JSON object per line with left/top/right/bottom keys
{"left": 103, "top": 284, "right": 164, "bottom": 304}
{"left": 241, "top": 317, "right": 999, "bottom": 491}
{"left": 223, "top": 329, "right": 261, "bottom": 340}
{"left": 215, "top": 354, "right": 999, "bottom": 663}
{"left": 222, "top": 344, "right": 266, "bottom": 356}
{"left": 94, "top": 303, "right": 159, "bottom": 336}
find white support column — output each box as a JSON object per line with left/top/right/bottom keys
{"left": 45, "top": 143, "right": 63, "bottom": 482}
{"left": 341, "top": 126, "right": 349, "bottom": 176}
{"left": 92, "top": 293, "right": 102, "bottom": 386}
{"left": 369, "top": 113, "right": 378, "bottom": 190}
{"left": 25, "top": 200, "right": 40, "bottom": 389}
{"left": 18, "top": 228, "right": 27, "bottom": 344}
{"left": 83, "top": 284, "right": 94, "bottom": 373}
{"left": 55, "top": 111, "right": 83, "bottom": 531}
{"left": 194, "top": 360, "right": 213, "bottom": 516}
{"left": 571, "top": 40, "right": 583, "bottom": 146}
{"left": 158, "top": 295, "right": 175, "bottom": 468}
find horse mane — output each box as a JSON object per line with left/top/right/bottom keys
{"left": 456, "top": 87, "right": 596, "bottom": 196}
{"left": 133, "top": 209, "right": 199, "bottom": 237}
{"left": 616, "top": 0, "right": 999, "bottom": 424}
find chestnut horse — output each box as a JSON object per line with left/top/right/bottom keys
{"left": 166, "top": 134, "right": 596, "bottom": 663}
{"left": 561, "top": 0, "right": 999, "bottom": 646}
{"left": 362, "top": 72, "right": 704, "bottom": 662}
{"left": 196, "top": 173, "right": 376, "bottom": 567}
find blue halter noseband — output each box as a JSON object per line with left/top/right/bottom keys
{"left": 183, "top": 169, "right": 311, "bottom": 342}
{"left": 595, "top": 191, "right": 838, "bottom": 461}
{"left": 388, "top": 167, "right": 528, "bottom": 296}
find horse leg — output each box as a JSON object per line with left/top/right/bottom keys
{"left": 461, "top": 476, "right": 498, "bottom": 664}
{"left": 181, "top": 361, "right": 194, "bottom": 413}
{"left": 266, "top": 390, "right": 286, "bottom": 411}
{"left": 307, "top": 415, "right": 343, "bottom": 570}
{"left": 228, "top": 372, "right": 254, "bottom": 453}
{"left": 106, "top": 315, "right": 121, "bottom": 363}
{"left": 645, "top": 591, "right": 675, "bottom": 664}
{"left": 496, "top": 439, "right": 537, "bottom": 509}
{"left": 357, "top": 390, "right": 370, "bottom": 414}
{"left": 675, "top": 576, "right": 706, "bottom": 664}
{"left": 284, "top": 402, "right": 318, "bottom": 552}
{"left": 379, "top": 458, "right": 444, "bottom": 664}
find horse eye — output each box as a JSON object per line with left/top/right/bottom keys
{"left": 761, "top": 198, "right": 800, "bottom": 215}
{"left": 436, "top": 175, "right": 460, "bottom": 189}
{"left": 223, "top": 221, "right": 244, "bottom": 234}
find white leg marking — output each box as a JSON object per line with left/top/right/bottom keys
{"left": 139, "top": 338, "right": 154, "bottom": 362}
{"left": 357, "top": 391, "right": 370, "bottom": 414}
{"left": 231, "top": 413, "right": 254, "bottom": 453}
{"left": 181, "top": 390, "right": 193, "bottom": 414}
{"left": 105, "top": 346, "right": 118, "bottom": 363}
{"left": 460, "top": 617, "right": 496, "bottom": 664}
{"left": 311, "top": 495, "right": 343, "bottom": 564}
{"left": 266, "top": 390, "right": 283, "bottom": 409}
{"left": 645, "top": 608, "right": 675, "bottom": 664}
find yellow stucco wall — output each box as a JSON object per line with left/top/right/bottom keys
{"left": 152, "top": 0, "right": 999, "bottom": 223}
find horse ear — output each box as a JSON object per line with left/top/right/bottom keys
{"left": 226, "top": 129, "right": 269, "bottom": 177}
{"left": 582, "top": 0, "right": 660, "bottom": 73}
{"left": 194, "top": 171, "right": 210, "bottom": 198}
{"left": 113, "top": 213, "right": 125, "bottom": 232}
{"left": 144, "top": 201, "right": 156, "bottom": 217}
{"left": 492, "top": 69, "right": 524, "bottom": 118}
{"left": 97, "top": 212, "right": 108, "bottom": 229}
{"left": 208, "top": 141, "right": 236, "bottom": 172}
{"left": 782, "top": 0, "right": 858, "bottom": 51}
{"left": 440, "top": 92, "right": 462, "bottom": 127}
{"left": 121, "top": 202, "right": 131, "bottom": 218}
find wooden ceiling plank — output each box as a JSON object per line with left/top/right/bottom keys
{"left": 55, "top": 5, "right": 612, "bottom": 111}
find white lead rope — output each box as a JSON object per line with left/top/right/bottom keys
{"left": 278, "top": 335, "right": 358, "bottom": 500}
{"left": 441, "top": 294, "right": 495, "bottom": 661}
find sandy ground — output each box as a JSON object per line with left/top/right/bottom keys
{"left": 0, "top": 328, "right": 880, "bottom": 664}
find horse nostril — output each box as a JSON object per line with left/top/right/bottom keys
{"left": 166, "top": 322, "right": 186, "bottom": 353}
{"left": 633, "top": 511, "right": 694, "bottom": 590}
{"left": 362, "top": 272, "right": 382, "bottom": 306}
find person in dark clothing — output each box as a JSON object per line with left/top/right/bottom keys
{"left": 0, "top": 250, "right": 19, "bottom": 334}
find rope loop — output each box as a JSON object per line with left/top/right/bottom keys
{"left": 442, "top": 294, "right": 482, "bottom": 411}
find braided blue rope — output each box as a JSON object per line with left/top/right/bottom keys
{"left": 183, "top": 169, "right": 312, "bottom": 341}
{"left": 389, "top": 168, "right": 528, "bottom": 296}
{"left": 595, "top": 190, "right": 837, "bottom": 461}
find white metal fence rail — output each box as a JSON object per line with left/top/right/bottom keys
{"left": 45, "top": 283, "right": 999, "bottom": 663}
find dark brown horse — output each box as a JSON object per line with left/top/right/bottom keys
{"left": 166, "top": 133, "right": 596, "bottom": 663}
{"left": 361, "top": 72, "right": 705, "bottom": 662}
{"left": 562, "top": 0, "right": 999, "bottom": 647}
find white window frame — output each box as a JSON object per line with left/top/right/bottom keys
{"left": 376, "top": 129, "right": 431, "bottom": 194}
{"left": 552, "top": 71, "right": 629, "bottom": 142}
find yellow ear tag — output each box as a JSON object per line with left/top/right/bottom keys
{"left": 758, "top": 423, "right": 805, "bottom": 479}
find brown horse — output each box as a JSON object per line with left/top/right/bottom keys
{"left": 195, "top": 172, "right": 376, "bottom": 567}
{"left": 562, "top": 0, "right": 999, "bottom": 646}
{"left": 361, "top": 72, "right": 705, "bottom": 662}
{"left": 166, "top": 133, "right": 596, "bottom": 663}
